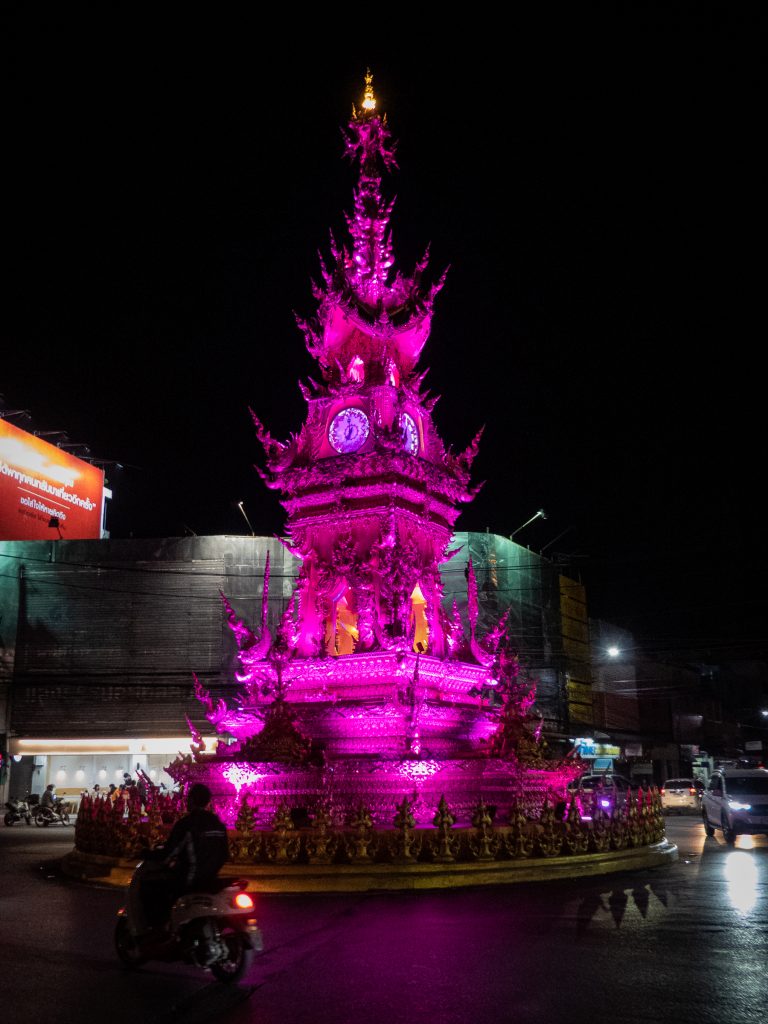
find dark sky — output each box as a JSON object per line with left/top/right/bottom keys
{"left": 2, "top": 13, "right": 764, "bottom": 652}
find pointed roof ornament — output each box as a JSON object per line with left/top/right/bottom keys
{"left": 298, "top": 73, "right": 446, "bottom": 381}
{"left": 344, "top": 69, "right": 398, "bottom": 172}
{"left": 361, "top": 68, "right": 376, "bottom": 113}
{"left": 352, "top": 68, "right": 378, "bottom": 121}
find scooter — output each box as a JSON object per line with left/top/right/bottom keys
{"left": 4, "top": 796, "right": 33, "bottom": 826}
{"left": 115, "top": 859, "right": 262, "bottom": 983}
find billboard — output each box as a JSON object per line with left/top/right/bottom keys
{"left": 0, "top": 418, "right": 105, "bottom": 540}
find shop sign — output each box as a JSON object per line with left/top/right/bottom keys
{"left": 575, "top": 739, "right": 620, "bottom": 757}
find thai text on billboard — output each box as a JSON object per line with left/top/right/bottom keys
{"left": 0, "top": 418, "right": 104, "bottom": 540}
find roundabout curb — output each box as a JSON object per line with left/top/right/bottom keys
{"left": 61, "top": 840, "right": 678, "bottom": 893}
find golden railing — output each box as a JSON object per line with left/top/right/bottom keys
{"left": 74, "top": 787, "right": 666, "bottom": 864}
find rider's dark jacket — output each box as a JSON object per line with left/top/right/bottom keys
{"left": 163, "top": 808, "right": 229, "bottom": 889}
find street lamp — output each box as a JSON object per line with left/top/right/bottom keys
{"left": 510, "top": 508, "right": 547, "bottom": 540}
{"left": 237, "top": 501, "right": 255, "bottom": 537}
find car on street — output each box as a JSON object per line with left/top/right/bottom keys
{"left": 660, "top": 778, "right": 700, "bottom": 814}
{"left": 701, "top": 767, "right": 768, "bottom": 844}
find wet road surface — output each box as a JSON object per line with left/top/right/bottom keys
{"left": 0, "top": 817, "right": 765, "bottom": 1024}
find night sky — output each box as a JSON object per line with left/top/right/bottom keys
{"left": 3, "top": 14, "right": 763, "bottom": 654}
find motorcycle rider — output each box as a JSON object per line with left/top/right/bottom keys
{"left": 140, "top": 782, "right": 229, "bottom": 934}
{"left": 40, "top": 784, "right": 57, "bottom": 810}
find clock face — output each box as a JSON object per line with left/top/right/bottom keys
{"left": 401, "top": 413, "right": 419, "bottom": 455}
{"left": 329, "top": 407, "right": 370, "bottom": 453}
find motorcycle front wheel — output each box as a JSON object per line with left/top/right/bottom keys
{"left": 3, "top": 812, "right": 15, "bottom": 826}
{"left": 210, "top": 930, "right": 253, "bottom": 984}
{"left": 114, "top": 916, "right": 146, "bottom": 968}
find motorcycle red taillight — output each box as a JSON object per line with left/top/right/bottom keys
{"left": 660, "top": 788, "right": 665, "bottom": 795}
{"left": 234, "top": 892, "right": 255, "bottom": 910}
{"left": 689, "top": 788, "right": 696, "bottom": 795}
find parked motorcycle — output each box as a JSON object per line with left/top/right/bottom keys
{"left": 34, "top": 801, "right": 72, "bottom": 826}
{"left": 115, "top": 859, "right": 262, "bottom": 983}
{"left": 4, "top": 796, "right": 33, "bottom": 826}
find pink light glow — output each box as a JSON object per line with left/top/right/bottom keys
{"left": 348, "top": 355, "right": 365, "bottom": 382}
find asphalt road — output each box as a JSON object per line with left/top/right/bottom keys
{"left": 0, "top": 817, "right": 766, "bottom": 1024}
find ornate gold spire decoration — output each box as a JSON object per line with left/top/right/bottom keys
{"left": 361, "top": 68, "right": 376, "bottom": 112}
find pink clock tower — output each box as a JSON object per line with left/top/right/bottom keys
{"left": 180, "top": 74, "right": 576, "bottom": 825}
{"left": 253, "top": 71, "right": 482, "bottom": 665}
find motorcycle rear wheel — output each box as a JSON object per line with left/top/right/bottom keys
{"left": 35, "top": 812, "right": 49, "bottom": 827}
{"left": 210, "top": 930, "right": 253, "bottom": 984}
{"left": 114, "top": 916, "right": 146, "bottom": 968}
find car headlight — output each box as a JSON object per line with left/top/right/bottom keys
{"left": 728, "top": 800, "right": 752, "bottom": 811}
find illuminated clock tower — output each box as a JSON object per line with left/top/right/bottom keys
{"left": 252, "top": 72, "right": 483, "bottom": 664}
{"left": 181, "top": 75, "right": 567, "bottom": 825}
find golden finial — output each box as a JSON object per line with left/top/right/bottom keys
{"left": 362, "top": 68, "right": 376, "bottom": 112}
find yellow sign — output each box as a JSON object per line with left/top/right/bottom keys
{"left": 567, "top": 681, "right": 593, "bottom": 704}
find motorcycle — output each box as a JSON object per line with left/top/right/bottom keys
{"left": 4, "top": 796, "right": 33, "bottom": 826}
{"left": 34, "top": 801, "right": 72, "bottom": 826}
{"left": 115, "top": 858, "right": 262, "bottom": 983}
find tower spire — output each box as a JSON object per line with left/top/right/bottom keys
{"left": 361, "top": 68, "right": 376, "bottom": 113}
{"left": 343, "top": 70, "right": 398, "bottom": 301}
{"left": 294, "top": 71, "right": 444, "bottom": 383}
